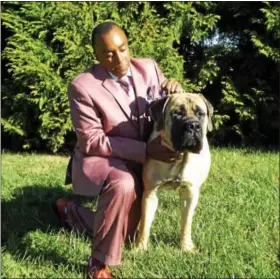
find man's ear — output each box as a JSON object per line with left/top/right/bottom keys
{"left": 94, "top": 52, "right": 99, "bottom": 61}
{"left": 149, "top": 97, "right": 168, "bottom": 131}
{"left": 93, "top": 48, "right": 100, "bottom": 61}
{"left": 198, "top": 94, "right": 214, "bottom": 131}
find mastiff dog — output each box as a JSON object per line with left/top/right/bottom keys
{"left": 137, "top": 92, "right": 213, "bottom": 252}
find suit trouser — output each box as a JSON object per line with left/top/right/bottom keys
{"left": 64, "top": 161, "right": 143, "bottom": 265}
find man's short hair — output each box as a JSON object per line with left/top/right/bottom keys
{"left": 91, "top": 22, "right": 123, "bottom": 49}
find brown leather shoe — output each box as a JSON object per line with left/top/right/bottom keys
{"left": 87, "top": 257, "right": 113, "bottom": 279}
{"left": 53, "top": 198, "right": 74, "bottom": 228}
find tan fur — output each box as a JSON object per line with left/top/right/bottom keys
{"left": 137, "top": 93, "right": 213, "bottom": 252}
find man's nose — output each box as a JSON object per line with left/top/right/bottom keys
{"left": 115, "top": 51, "right": 123, "bottom": 63}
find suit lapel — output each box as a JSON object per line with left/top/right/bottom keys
{"left": 130, "top": 63, "right": 148, "bottom": 140}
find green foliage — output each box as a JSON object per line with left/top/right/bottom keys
{"left": 162, "top": 2, "right": 221, "bottom": 91}
{"left": 1, "top": 1, "right": 279, "bottom": 151}
{"left": 203, "top": 1, "right": 279, "bottom": 145}
{"left": 216, "top": 77, "right": 273, "bottom": 142}
{"left": 250, "top": 2, "right": 280, "bottom": 62}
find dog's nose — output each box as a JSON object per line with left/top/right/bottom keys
{"left": 185, "top": 120, "right": 201, "bottom": 133}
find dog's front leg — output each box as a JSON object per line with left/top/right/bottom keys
{"left": 137, "top": 189, "right": 158, "bottom": 250}
{"left": 179, "top": 186, "right": 200, "bottom": 252}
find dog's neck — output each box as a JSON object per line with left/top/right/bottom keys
{"left": 148, "top": 130, "right": 175, "bottom": 152}
{"left": 159, "top": 131, "right": 175, "bottom": 152}
{"left": 149, "top": 129, "right": 208, "bottom": 156}
{"left": 149, "top": 130, "right": 179, "bottom": 153}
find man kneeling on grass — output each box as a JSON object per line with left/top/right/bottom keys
{"left": 54, "top": 21, "right": 183, "bottom": 278}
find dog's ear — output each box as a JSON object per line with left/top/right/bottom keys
{"left": 149, "top": 97, "right": 168, "bottom": 131}
{"left": 198, "top": 94, "right": 214, "bottom": 131}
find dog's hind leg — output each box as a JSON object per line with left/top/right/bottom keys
{"left": 137, "top": 189, "right": 158, "bottom": 250}
{"left": 179, "top": 186, "right": 200, "bottom": 252}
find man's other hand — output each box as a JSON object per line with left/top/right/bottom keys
{"left": 146, "top": 136, "right": 183, "bottom": 163}
{"left": 161, "top": 78, "right": 183, "bottom": 95}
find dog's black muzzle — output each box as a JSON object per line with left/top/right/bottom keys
{"left": 184, "top": 120, "right": 202, "bottom": 137}
{"left": 171, "top": 116, "right": 203, "bottom": 153}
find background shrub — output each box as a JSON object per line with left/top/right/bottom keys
{"left": 1, "top": 1, "right": 279, "bottom": 152}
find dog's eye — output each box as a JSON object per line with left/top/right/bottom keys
{"left": 196, "top": 111, "right": 205, "bottom": 118}
{"left": 172, "top": 109, "right": 184, "bottom": 116}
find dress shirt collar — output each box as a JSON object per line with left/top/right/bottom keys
{"left": 108, "top": 67, "right": 132, "bottom": 81}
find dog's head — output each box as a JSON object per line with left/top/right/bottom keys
{"left": 149, "top": 93, "right": 213, "bottom": 153}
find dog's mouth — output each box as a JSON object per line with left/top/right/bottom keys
{"left": 170, "top": 117, "right": 203, "bottom": 153}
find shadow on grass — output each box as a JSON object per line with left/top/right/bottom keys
{"left": 1, "top": 184, "right": 87, "bottom": 272}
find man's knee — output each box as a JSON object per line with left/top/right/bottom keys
{"left": 106, "top": 166, "right": 139, "bottom": 197}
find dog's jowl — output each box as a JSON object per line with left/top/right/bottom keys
{"left": 137, "top": 93, "right": 213, "bottom": 252}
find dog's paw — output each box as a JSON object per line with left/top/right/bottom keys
{"left": 181, "top": 243, "right": 200, "bottom": 254}
{"left": 132, "top": 246, "right": 144, "bottom": 253}
{"left": 134, "top": 240, "right": 148, "bottom": 251}
{"left": 186, "top": 246, "right": 200, "bottom": 254}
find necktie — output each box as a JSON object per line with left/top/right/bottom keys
{"left": 119, "top": 76, "right": 138, "bottom": 126}
{"left": 118, "top": 76, "right": 131, "bottom": 95}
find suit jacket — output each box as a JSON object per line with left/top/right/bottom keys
{"left": 68, "top": 58, "right": 166, "bottom": 196}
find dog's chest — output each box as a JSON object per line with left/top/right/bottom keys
{"left": 143, "top": 149, "right": 211, "bottom": 191}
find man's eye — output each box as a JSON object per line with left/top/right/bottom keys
{"left": 120, "top": 48, "right": 126, "bottom": 52}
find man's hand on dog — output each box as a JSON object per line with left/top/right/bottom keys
{"left": 146, "top": 135, "right": 183, "bottom": 163}
{"left": 161, "top": 78, "right": 183, "bottom": 95}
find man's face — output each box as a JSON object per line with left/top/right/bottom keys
{"left": 94, "top": 27, "right": 130, "bottom": 78}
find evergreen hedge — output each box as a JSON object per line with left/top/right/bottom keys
{"left": 2, "top": 2, "right": 279, "bottom": 152}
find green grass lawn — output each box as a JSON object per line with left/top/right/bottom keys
{"left": 2, "top": 148, "right": 279, "bottom": 278}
